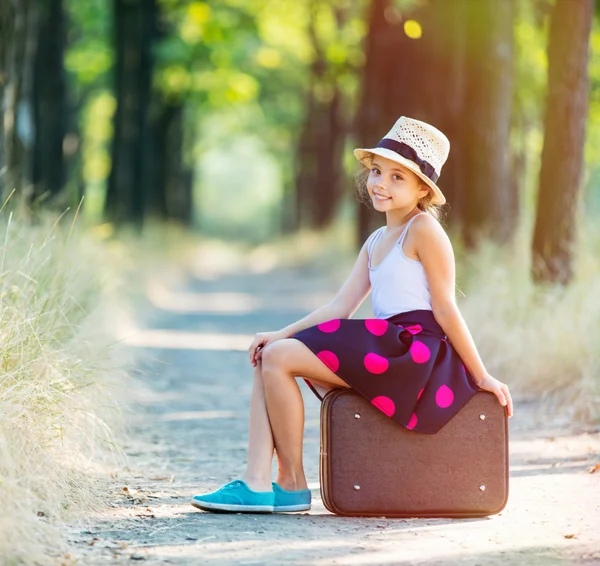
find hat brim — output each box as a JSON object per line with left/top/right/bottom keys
{"left": 353, "top": 147, "right": 446, "bottom": 206}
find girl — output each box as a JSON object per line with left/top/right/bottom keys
{"left": 191, "top": 116, "right": 513, "bottom": 514}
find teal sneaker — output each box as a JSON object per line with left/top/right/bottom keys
{"left": 272, "top": 482, "right": 312, "bottom": 512}
{"left": 190, "top": 480, "right": 275, "bottom": 513}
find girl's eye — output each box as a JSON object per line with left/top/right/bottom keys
{"left": 371, "top": 167, "right": 380, "bottom": 174}
{"left": 393, "top": 174, "right": 403, "bottom": 181}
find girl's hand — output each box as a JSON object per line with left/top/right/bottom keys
{"left": 248, "top": 330, "right": 289, "bottom": 367}
{"left": 474, "top": 372, "right": 513, "bottom": 418}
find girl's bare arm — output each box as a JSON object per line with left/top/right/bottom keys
{"left": 411, "top": 215, "right": 513, "bottom": 415}
{"left": 279, "top": 242, "right": 371, "bottom": 337}
{"left": 250, "top": 243, "right": 372, "bottom": 366}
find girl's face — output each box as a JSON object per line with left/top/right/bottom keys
{"left": 366, "top": 154, "right": 430, "bottom": 211}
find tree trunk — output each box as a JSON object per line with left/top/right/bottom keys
{"left": 164, "top": 103, "right": 193, "bottom": 225}
{"left": 105, "top": 0, "right": 156, "bottom": 229}
{"left": 0, "top": 2, "right": 11, "bottom": 195}
{"left": 461, "top": 0, "right": 515, "bottom": 247}
{"left": 295, "top": 85, "right": 345, "bottom": 230}
{"left": 2, "top": 0, "right": 37, "bottom": 202}
{"left": 356, "top": 0, "right": 399, "bottom": 245}
{"left": 147, "top": 100, "right": 193, "bottom": 225}
{"left": 293, "top": 90, "right": 315, "bottom": 230}
{"left": 355, "top": 0, "right": 430, "bottom": 245}
{"left": 294, "top": 2, "right": 346, "bottom": 230}
{"left": 63, "top": 89, "right": 88, "bottom": 210}
{"left": 421, "top": 0, "right": 467, "bottom": 227}
{"left": 531, "top": 0, "right": 593, "bottom": 285}
{"left": 31, "top": 0, "right": 66, "bottom": 205}
{"left": 142, "top": 4, "right": 193, "bottom": 227}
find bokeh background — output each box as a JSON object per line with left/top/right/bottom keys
{"left": 0, "top": 0, "right": 598, "bottom": 262}
{"left": 1, "top": 1, "right": 600, "bottom": 562}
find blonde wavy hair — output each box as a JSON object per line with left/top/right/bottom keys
{"left": 354, "top": 154, "right": 444, "bottom": 221}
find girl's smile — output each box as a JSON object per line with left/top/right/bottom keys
{"left": 373, "top": 192, "right": 391, "bottom": 202}
{"left": 367, "top": 154, "right": 429, "bottom": 210}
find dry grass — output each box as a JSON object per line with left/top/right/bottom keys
{"left": 455, "top": 218, "right": 600, "bottom": 423}
{"left": 0, "top": 207, "right": 133, "bottom": 564}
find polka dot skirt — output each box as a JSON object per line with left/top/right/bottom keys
{"left": 292, "top": 309, "right": 480, "bottom": 434}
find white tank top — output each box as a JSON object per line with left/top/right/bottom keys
{"left": 366, "top": 213, "right": 432, "bottom": 319}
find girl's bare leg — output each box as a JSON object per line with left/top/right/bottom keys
{"left": 260, "top": 339, "right": 350, "bottom": 491}
{"left": 240, "top": 360, "right": 336, "bottom": 492}
{"left": 241, "top": 362, "right": 276, "bottom": 492}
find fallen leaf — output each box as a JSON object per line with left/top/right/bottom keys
{"left": 564, "top": 533, "right": 577, "bottom": 539}
{"left": 588, "top": 463, "right": 599, "bottom": 474}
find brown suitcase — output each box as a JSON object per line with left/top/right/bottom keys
{"left": 319, "top": 388, "right": 509, "bottom": 517}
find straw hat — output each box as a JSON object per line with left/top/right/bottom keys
{"left": 353, "top": 116, "right": 450, "bottom": 205}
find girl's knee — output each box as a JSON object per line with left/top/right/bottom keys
{"left": 261, "top": 340, "right": 291, "bottom": 374}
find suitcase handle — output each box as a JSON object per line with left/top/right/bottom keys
{"left": 304, "top": 379, "right": 324, "bottom": 401}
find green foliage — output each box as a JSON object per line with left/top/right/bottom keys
{"left": 512, "top": 0, "right": 550, "bottom": 209}
{"left": 585, "top": 15, "right": 600, "bottom": 212}
{"left": 64, "top": 0, "right": 112, "bottom": 87}
{"left": 156, "top": 0, "right": 261, "bottom": 103}
{"left": 62, "top": 0, "right": 600, "bottom": 234}
{"left": 150, "top": 0, "right": 371, "bottom": 232}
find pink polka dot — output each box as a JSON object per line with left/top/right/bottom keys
{"left": 364, "top": 352, "right": 389, "bottom": 374}
{"left": 417, "top": 387, "right": 424, "bottom": 400}
{"left": 372, "top": 396, "right": 395, "bottom": 417}
{"left": 407, "top": 413, "right": 418, "bottom": 430}
{"left": 317, "top": 350, "right": 339, "bottom": 373}
{"left": 410, "top": 341, "right": 431, "bottom": 364}
{"left": 318, "top": 319, "right": 340, "bottom": 333}
{"left": 365, "top": 319, "right": 388, "bottom": 336}
{"left": 405, "top": 324, "right": 422, "bottom": 335}
{"left": 436, "top": 384, "right": 454, "bottom": 408}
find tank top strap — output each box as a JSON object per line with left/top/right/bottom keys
{"left": 397, "top": 212, "right": 427, "bottom": 247}
{"left": 366, "top": 226, "right": 385, "bottom": 257}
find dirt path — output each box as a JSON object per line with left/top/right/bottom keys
{"left": 65, "top": 259, "right": 600, "bottom": 565}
